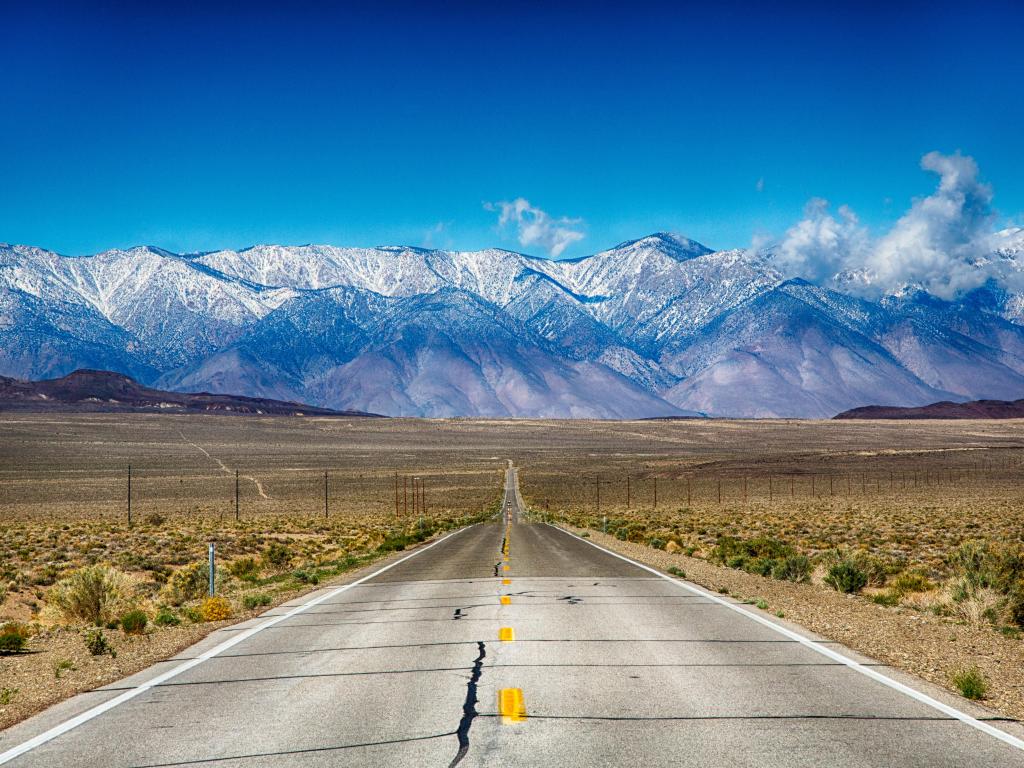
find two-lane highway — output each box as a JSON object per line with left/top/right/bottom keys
{"left": 2, "top": 465, "right": 1024, "bottom": 766}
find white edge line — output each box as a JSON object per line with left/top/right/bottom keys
{"left": 551, "top": 523, "right": 1024, "bottom": 752}
{"left": 0, "top": 525, "right": 474, "bottom": 765}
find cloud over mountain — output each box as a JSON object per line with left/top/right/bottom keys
{"left": 486, "top": 198, "right": 585, "bottom": 257}
{"left": 775, "top": 151, "right": 1009, "bottom": 299}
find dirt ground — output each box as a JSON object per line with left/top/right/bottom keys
{"left": 2, "top": 414, "right": 1024, "bottom": 727}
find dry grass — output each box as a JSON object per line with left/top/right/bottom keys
{"left": 0, "top": 415, "right": 511, "bottom": 624}
{"left": 517, "top": 419, "right": 1024, "bottom": 577}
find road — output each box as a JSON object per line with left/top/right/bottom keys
{"left": 3, "top": 465, "right": 1024, "bottom": 766}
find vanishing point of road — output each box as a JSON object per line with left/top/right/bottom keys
{"left": 3, "top": 464, "right": 1024, "bottom": 767}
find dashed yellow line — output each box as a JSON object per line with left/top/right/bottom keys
{"left": 502, "top": 564, "right": 510, "bottom": 571}
{"left": 502, "top": 578, "right": 511, "bottom": 585}
{"left": 498, "top": 688, "right": 527, "bottom": 723}
{"left": 500, "top": 595, "right": 511, "bottom": 605}
{"left": 498, "top": 626, "right": 515, "bottom": 642}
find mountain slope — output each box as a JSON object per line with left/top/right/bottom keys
{"left": 661, "top": 282, "right": 953, "bottom": 418}
{"left": 170, "top": 286, "right": 692, "bottom": 418}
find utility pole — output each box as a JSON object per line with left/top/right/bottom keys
{"left": 686, "top": 476, "right": 691, "bottom": 507}
{"left": 421, "top": 477, "right": 426, "bottom": 515}
{"left": 717, "top": 478, "right": 722, "bottom": 504}
{"left": 768, "top": 475, "right": 773, "bottom": 502}
{"left": 235, "top": 470, "right": 240, "bottom": 521}
{"left": 596, "top": 475, "right": 600, "bottom": 514}
{"left": 404, "top": 476, "right": 408, "bottom": 517}
{"left": 127, "top": 464, "right": 132, "bottom": 527}
{"left": 324, "top": 470, "right": 329, "bottom": 519}
{"left": 394, "top": 472, "right": 399, "bottom": 517}
{"left": 626, "top": 474, "right": 631, "bottom": 509}
{"left": 653, "top": 476, "right": 657, "bottom": 509}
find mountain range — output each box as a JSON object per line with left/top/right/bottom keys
{"left": 3, "top": 230, "right": 1024, "bottom": 418}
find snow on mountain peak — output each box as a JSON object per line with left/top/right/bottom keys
{"left": 610, "top": 232, "right": 714, "bottom": 260}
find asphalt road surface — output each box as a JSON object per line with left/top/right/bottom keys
{"left": 3, "top": 465, "right": 1024, "bottom": 767}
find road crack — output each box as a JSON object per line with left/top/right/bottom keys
{"left": 449, "top": 641, "right": 486, "bottom": 767}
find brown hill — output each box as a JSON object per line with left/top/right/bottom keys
{"left": 0, "top": 369, "right": 380, "bottom": 417}
{"left": 834, "top": 399, "right": 1024, "bottom": 420}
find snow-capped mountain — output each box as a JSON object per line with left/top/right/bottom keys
{"left": 3, "top": 232, "right": 1024, "bottom": 418}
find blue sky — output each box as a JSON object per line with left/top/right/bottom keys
{"left": 1, "top": 1, "right": 1022, "bottom": 258}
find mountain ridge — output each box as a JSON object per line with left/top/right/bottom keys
{"left": 2, "top": 233, "right": 1023, "bottom": 418}
{"left": 834, "top": 398, "right": 1024, "bottom": 420}
{"left": 0, "top": 369, "right": 379, "bottom": 416}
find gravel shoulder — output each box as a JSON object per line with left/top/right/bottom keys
{"left": 561, "top": 523, "right": 1024, "bottom": 722}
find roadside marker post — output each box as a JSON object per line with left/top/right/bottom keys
{"left": 207, "top": 542, "right": 215, "bottom": 596}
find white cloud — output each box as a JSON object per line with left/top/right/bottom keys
{"left": 485, "top": 198, "right": 585, "bottom": 257}
{"left": 755, "top": 177, "right": 765, "bottom": 193}
{"left": 867, "top": 152, "right": 995, "bottom": 298}
{"left": 774, "top": 151, "right": 1003, "bottom": 299}
{"left": 774, "top": 198, "right": 869, "bottom": 285}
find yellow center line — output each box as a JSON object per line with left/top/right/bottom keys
{"left": 502, "top": 564, "right": 510, "bottom": 571}
{"left": 498, "top": 626, "right": 515, "bottom": 642}
{"left": 500, "top": 595, "right": 511, "bottom": 605}
{"left": 498, "top": 688, "right": 527, "bottom": 724}
{"left": 502, "top": 578, "right": 511, "bottom": 585}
